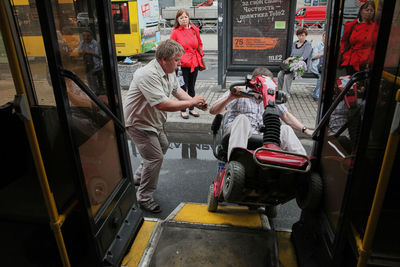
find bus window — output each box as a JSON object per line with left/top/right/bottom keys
{"left": 13, "top": 4, "right": 41, "bottom": 36}
{"left": 11, "top": 1, "right": 56, "bottom": 106}
{"left": 0, "top": 35, "right": 16, "bottom": 105}
{"left": 112, "top": 3, "right": 130, "bottom": 34}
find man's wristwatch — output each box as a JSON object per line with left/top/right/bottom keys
{"left": 302, "top": 126, "right": 308, "bottom": 133}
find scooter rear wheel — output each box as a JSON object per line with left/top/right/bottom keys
{"left": 207, "top": 184, "right": 218, "bottom": 212}
{"left": 223, "top": 161, "right": 245, "bottom": 202}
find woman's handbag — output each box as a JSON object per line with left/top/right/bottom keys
{"left": 198, "top": 53, "right": 206, "bottom": 71}
{"left": 193, "top": 27, "right": 206, "bottom": 71}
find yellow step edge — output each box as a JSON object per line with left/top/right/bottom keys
{"left": 121, "top": 220, "right": 157, "bottom": 267}
{"left": 172, "top": 203, "right": 262, "bottom": 228}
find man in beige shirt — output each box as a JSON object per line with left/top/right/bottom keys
{"left": 124, "top": 40, "right": 207, "bottom": 213}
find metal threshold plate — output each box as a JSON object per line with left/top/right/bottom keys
{"left": 148, "top": 221, "right": 279, "bottom": 267}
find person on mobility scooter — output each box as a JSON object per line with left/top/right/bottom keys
{"left": 208, "top": 67, "right": 322, "bottom": 217}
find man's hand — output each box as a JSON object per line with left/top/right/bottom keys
{"left": 191, "top": 95, "right": 208, "bottom": 111}
{"left": 230, "top": 86, "right": 244, "bottom": 97}
{"left": 229, "top": 86, "right": 250, "bottom": 99}
{"left": 230, "top": 86, "right": 261, "bottom": 103}
{"left": 209, "top": 86, "right": 249, "bottom": 115}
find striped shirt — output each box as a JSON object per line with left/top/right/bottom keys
{"left": 224, "top": 90, "right": 287, "bottom": 132}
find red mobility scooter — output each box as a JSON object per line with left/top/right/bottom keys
{"left": 207, "top": 75, "right": 322, "bottom": 217}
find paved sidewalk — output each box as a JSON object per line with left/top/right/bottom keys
{"left": 165, "top": 78, "right": 319, "bottom": 139}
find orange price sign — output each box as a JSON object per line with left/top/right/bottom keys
{"left": 232, "top": 37, "right": 279, "bottom": 50}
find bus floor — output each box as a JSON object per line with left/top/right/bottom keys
{"left": 122, "top": 203, "right": 298, "bottom": 267}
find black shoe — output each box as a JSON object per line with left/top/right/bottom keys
{"left": 189, "top": 110, "right": 200, "bottom": 117}
{"left": 181, "top": 112, "right": 189, "bottom": 119}
{"left": 139, "top": 199, "right": 162, "bottom": 213}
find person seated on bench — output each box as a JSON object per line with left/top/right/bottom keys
{"left": 209, "top": 67, "right": 313, "bottom": 160}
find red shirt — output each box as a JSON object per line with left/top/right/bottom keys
{"left": 340, "top": 19, "right": 378, "bottom": 71}
{"left": 170, "top": 24, "right": 204, "bottom": 72}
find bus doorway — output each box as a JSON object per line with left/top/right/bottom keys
{"left": 0, "top": 0, "right": 141, "bottom": 266}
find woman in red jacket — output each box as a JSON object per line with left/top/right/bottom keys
{"left": 340, "top": 1, "right": 378, "bottom": 75}
{"left": 170, "top": 9, "right": 205, "bottom": 119}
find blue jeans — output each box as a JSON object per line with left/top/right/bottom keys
{"left": 312, "top": 73, "right": 321, "bottom": 99}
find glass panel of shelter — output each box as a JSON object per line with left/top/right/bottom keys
{"left": 320, "top": 0, "right": 380, "bottom": 231}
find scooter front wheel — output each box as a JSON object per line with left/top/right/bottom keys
{"left": 296, "top": 172, "right": 323, "bottom": 211}
{"left": 223, "top": 161, "right": 245, "bottom": 202}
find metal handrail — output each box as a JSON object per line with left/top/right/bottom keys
{"left": 59, "top": 68, "right": 125, "bottom": 131}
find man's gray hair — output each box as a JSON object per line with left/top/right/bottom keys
{"left": 251, "top": 67, "right": 273, "bottom": 79}
{"left": 155, "top": 39, "right": 184, "bottom": 60}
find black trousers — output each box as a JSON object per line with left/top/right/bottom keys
{"left": 181, "top": 66, "right": 199, "bottom": 112}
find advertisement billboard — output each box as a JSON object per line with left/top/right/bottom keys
{"left": 231, "top": 0, "right": 292, "bottom": 65}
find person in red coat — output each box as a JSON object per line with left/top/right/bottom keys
{"left": 170, "top": 9, "right": 205, "bottom": 119}
{"left": 340, "top": 1, "right": 378, "bottom": 75}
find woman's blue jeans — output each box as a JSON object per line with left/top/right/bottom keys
{"left": 312, "top": 73, "right": 321, "bottom": 99}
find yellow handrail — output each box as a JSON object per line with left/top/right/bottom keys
{"left": 0, "top": 2, "right": 71, "bottom": 267}
{"left": 381, "top": 71, "right": 400, "bottom": 86}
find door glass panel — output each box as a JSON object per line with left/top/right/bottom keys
{"left": 0, "top": 35, "right": 16, "bottom": 105}
{"left": 11, "top": 0, "right": 56, "bottom": 105}
{"left": 321, "top": 0, "right": 380, "bottom": 231}
{"left": 51, "top": 0, "right": 123, "bottom": 216}
{"left": 11, "top": 0, "right": 125, "bottom": 217}
{"left": 66, "top": 78, "right": 123, "bottom": 215}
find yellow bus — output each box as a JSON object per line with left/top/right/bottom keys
{"left": 112, "top": 0, "right": 160, "bottom": 57}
